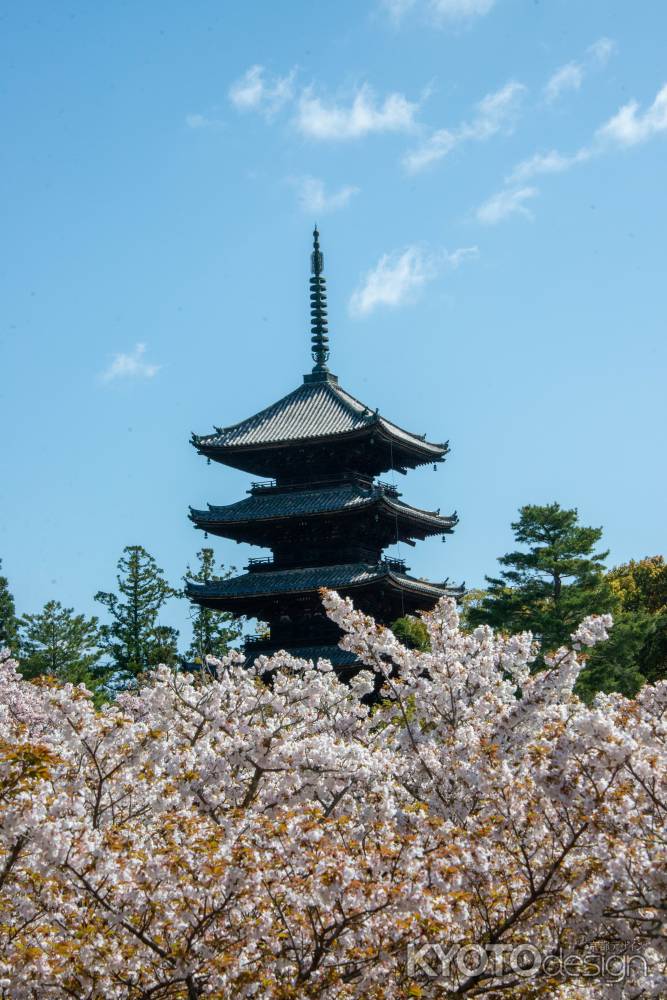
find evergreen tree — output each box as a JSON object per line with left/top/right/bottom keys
{"left": 391, "top": 615, "right": 430, "bottom": 651}
{"left": 0, "top": 558, "right": 19, "bottom": 653}
{"left": 607, "top": 555, "right": 667, "bottom": 615}
{"left": 458, "top": 588, "right": 489, "bottom": 632}
{"left": 19, "top": 600, "right": 105, "bottom": 688}
{"left": 146, "top": 624, "right": 182, "bottom": 668}
{"left": 184, "top": 548, "right": 243, "bottom": 662}
{"left": 468, "top": 503, "right": 613, "bottom": 655}
{"left": 643, "top": 614, "right": 667, "bottom": 684}
{"left": 577, "top": 556, "right": 667, "bottom": 699}
{"left": 575, "top": 609, "right": 651, "bottom": 701}
{"left": 95, "top": 545, "right": 179, "bottom": 677}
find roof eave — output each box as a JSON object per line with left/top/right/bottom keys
{"left": 192, "top": 424, "right": 448, "bottom": 463}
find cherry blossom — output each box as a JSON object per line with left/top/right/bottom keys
{"left": 0, "top": 595, "right": 665, "bottom": 998}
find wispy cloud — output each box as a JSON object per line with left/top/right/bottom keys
{"left": 430, "top": 0, "right": 495, "bottom": 22}
{"left": 185, "top": 112, "right": 224, "bottom": 130}
{"left": 596, "top": 82, "right": 667, "bottom": 147}
{"left": 477, "top": 79, "right": 666, "bottom": 227}
{"left": 228, "top": 65, "right": 296, "bottom": 117}
{"left": 544, "top": 63, "right": 584, "bottom": 104}
{"left": 447, "top": 246, "right": 479, "bottom": 267}
{"left": 490, "top": 84, "right": 667, "bottom": 222}
{"left": 296, "top": 84, "right": 419, "bottom": 140}
{"left": 381, "top": 0, "right": 417, "bottom": 23}
{"left": 544, "top": 36, "right": 616, "bottom": 103}
{"left": 403, "top": 81, "right": 525, "bottom": 172}
{"left": 476, "top": 187, "right": 538, "bottom": 225}
{"left": 382, "top": 0, "right": 495, "bottom": 26}
{"left": 349, "top": 245, "right": 477, "bottom": 317}
{"left": 293, "top": 176, "right": 360, "bottom": 214}
{"left": 588, "top": 37, "right": 616, "bottom": 66}
{"left": 101, "top": 344, "right": 160, "bottom": 383}
{"left": 508, "top": 147, "right": 591, "bottom": 184}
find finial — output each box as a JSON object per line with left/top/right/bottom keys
{"left": 309, "top": 226, "right": 329, "bottom": 374}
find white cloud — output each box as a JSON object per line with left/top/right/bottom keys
{"left": 101, "top": 343, "right": 160, "bottom": 382}
{"left": 481, "top": 69, "right": 664, "bottom": 228}
{"left": 476, "top": 187, "right": 538, "bottom": 225}
{"left": 185, "top": 112, "right": 224, "bottom": 130}
{"left": 588, "top": 37, "right": 616, "bottom": 66}
{"left": 429, "top": 0, "right": 495, "bottom": 22}
{"left": 228, "top": 65, "right": 296, "bottom": 117}
{"left": 350, "top": 247, "right": 434, "bottom": 316}
{"left": 472, "top": 81, "right": 525, "bottom": 136}
{"left": 508, "top": 147, "right": 591, "bottom": 184}
{"left": 295, "top": 84, "right": 419, "bottom": 140}
{"left": 447, "top": 245, "right": 479, "bottom": 267}
{"left": 596, "top": 82, "right": 667, "bottom": 147}
{"left": 381, "top": 0, "right": 417, "bottom": 22}
{"left": 403, "top": 80, "right": 525, "bottom": 172}
{"left": 544, "top": 63, "right": 584, "bottom": 103}
{"left": 403, "top": 128, "right": 457, "bottom": 172}
{"left": 544, "top": 37, "right": 616, "bottom": 104}
{"left": 349, "top": 245, "right": 477, "bottom": 317}
{"left": 381, "top": 0, "right": 495, "bottom": 24}
{"left": 294, "top": 176, "right": 359, "bottom": 214}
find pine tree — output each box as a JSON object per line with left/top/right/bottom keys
{"left": 19, "top": 600, "right": 105, "bottom": 688}
{"left": 184, "top": 548, "right": 243, "bottom": 662}
{"left": 468, "top": 503, "right": 613, "bottom": 655}
{"left": 0, "top": 558, "right": 19, "bottom": 653}
{"left": 146, "top": 625, "right": 181, "bottom": 668}
{"left": 95, "top": 545, "right": 179, "bottom": 677}
{"left": 391, "top": 615, "right": 430, "bottom": 651}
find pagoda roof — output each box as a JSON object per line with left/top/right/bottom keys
{"left": 190, "top": 482, "right": 457, "bottom": 535}
{"left": 186, "top": 561, "right": 455, "bottom": 603}
{"left": 192, "top": 373, "right": 447, "bottom": 466}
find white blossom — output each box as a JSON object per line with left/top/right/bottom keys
{"left": 0, "top": 594, "right": 664, "bottom": 997}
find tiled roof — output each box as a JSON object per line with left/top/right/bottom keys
{"left": 194, "top": 484, "right": 368, "bottom": 522}
{"left": 186, "top": 562, "right": 450, "bottom": 601}
{"left": 190, "top": 483, "right": 456, "bottom": 532}
{"left": 192, "top": 375, "right": 445, "bottom": 458}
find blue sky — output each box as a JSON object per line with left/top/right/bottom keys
{"left": 2, "top": 0, "right": 666, "bottom": 645}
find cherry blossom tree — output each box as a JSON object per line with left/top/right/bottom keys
{"left": 0, "top": 591, "right": 665, "bottom": 999}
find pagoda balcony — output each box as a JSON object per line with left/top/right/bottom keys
{"left": 380, "top": 556, "right": 409, "bottom": 573}
{"left": 243, "top": 634, "right": 275, "bottom": 651}
{"left": 246, "top": 557, "right": 276, "bottom": 572}
{"left": 374, "top": 480, "right": 401, "bottom": 498}
{"left": 249, "top": 480, "right": 278, "bottom": 493}
{"left": 249, "top": 472, "right": 379, "bottom": 495}
{"left": 245, "top": 555, "right": 410, "bottom": 575}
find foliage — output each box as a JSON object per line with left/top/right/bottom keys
{"left": 608, "top": 555, "right": 667, "bottom": 614}
{"left": 19, "top": 600, "right": 106, "bottom": 692}
{"left": 0, "top": 558, "right": 19, "bottom": 654}
{"left": 95, "top": 545, "right": 178, "bottom": 679}
{"left": 575, "top": 608, "right": 652, "bottom": 700}
{"left": 457, "top": 587, "right": 488, "bottom": 631}
{"left": 0, "top": 591, "right": 665, "bottom": 998}
{"left": 391, "top": 614, "right": 430, "bottom": 650}
{"left": 468, "top": 502, "right": 613, "bottom": 655}
{"left": 183, "top": 548, "right": 243, "bottom": 662}
{"left": 578, "top": 556, "right": 667, "bottom": 699}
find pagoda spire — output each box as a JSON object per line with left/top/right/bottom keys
{"left": 309, "top": 226, "right": 330, "bottom": 374}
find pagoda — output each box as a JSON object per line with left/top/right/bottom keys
{"left": 186, "top": 228, "right": 460, "bottom": 668}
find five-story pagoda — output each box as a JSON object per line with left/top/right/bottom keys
{"left": 187, "top": 229, "right": 460, "bottom": 667}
